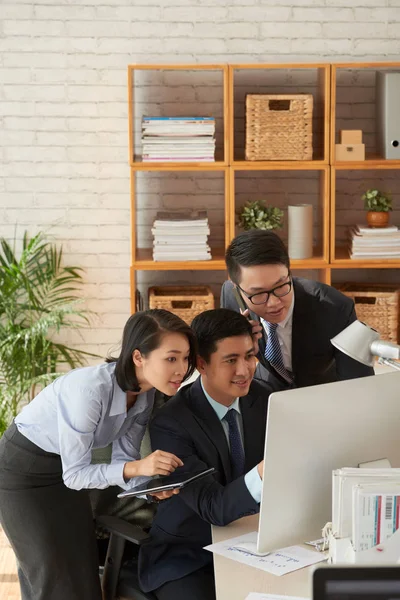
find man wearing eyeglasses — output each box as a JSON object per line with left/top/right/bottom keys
{"left": 221, "top": 230, "right": 374, "bottom": 391}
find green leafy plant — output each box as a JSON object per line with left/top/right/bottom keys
{"left": 237, "top": 200, "right": 284, "bottom": 231}
{"left": 362, "top": 189, "right": 392, "bottom": 212}
{"left": 0, "top": 231, "right": 97, "bottom": 435}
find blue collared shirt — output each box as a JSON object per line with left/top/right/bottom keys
{"left": 200, "top": 379, "right": 262, "bottom": 503}
{"left": 15, "top": 362, "right": 154, "bottom": 491}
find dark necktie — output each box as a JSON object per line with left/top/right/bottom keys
{"left": 264, "top": 321, "right": 293, "bottom": 383}
{"left": 223, "top": 409, "right": 245, "bottom": 479}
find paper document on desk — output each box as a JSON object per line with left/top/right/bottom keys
{"left": 204, "top": 531, "right": 327, "bottom": 576}
{"left": 245, "top": 594, "right": 308, "bottom": 600}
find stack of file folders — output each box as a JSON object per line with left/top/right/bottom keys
{"left": 332, "top": 467, "right": 400, "bottom": 552}
{"left": 152, "top": 210, "right": 211, "bottom": 262}
{"left": 141, "top": 116, "right": 216, "bottom": 162}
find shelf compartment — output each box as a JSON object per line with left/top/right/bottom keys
{"left": 229, "top": 64, "right": 330, "bottom": 165}
{"left": 331, "top": 62, "right": 400, "bottom": 165}
{"left": 128, "top": 64, "right": 229, "bottom": 168}
{"left": 331, "top": 168, "right": 400, "bottom": 263}
{"left": 232, "top": 167, "right": 330, "bottom": 263}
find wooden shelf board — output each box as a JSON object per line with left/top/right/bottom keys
{"left": 133, "top": 248, "right": 227, "bottom": 271}
{"left": 230, "top": 63, "right": 329, "bottom": 70}
{"left": 333, "top": 157, "right": 400, "bottom": 170}
{"left": 128, "top": 64, "right": 227, "bottom": 71}
{"left": 131, "top": 158, "right": 227, "bottom": 171}
{"left": 290, "top": 253, "right": 328, "bottom": 269}
{"left": 333, "top": 62, "right": 400, "bottom": 69}
{"left": 232, "top": 160, "right": 328, "bottom": 171}
{"left": 332, "top": 247, "right": 400, "bottom": 268}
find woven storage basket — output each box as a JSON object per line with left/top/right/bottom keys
{"left": 245, "top": 94, "right": 313, "bottom": 161}
{"left": 337, "top": 283, "right": 400, "bottom": 343}
{"left": 148, "top": 286, "right": 214, "bottom": 324}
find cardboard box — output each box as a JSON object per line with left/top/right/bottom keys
{"left": 340, "top": 129, "right": 363, "bottom": 144}
{"left": 335, "top": 143, "right": 365, "bottom": 161}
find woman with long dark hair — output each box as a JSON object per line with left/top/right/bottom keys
{"left": 0, "top": 309, "right": 197, "bottom": 600}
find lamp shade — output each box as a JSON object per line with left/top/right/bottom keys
{"left": 330, "top": 320, "right": 380, "bottom": 367}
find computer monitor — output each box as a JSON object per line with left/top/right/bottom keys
{"left": 257, "top": 371, "right": 400, "bottom": 553}
{"left": 313, "top": 566, "right": 400, "bottom": 600}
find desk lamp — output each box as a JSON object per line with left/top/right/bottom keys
{"left": 331, "top": 320, "right": 400, "bottom": 371}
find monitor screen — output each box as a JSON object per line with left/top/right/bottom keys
{"left": 257, "top": 371, "right": 400, "bottom": 553}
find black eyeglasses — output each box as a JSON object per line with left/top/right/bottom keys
{"left": 238, "top": 275, "right": 292, "bottom": 306}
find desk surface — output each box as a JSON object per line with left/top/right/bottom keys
{"left": 212, "top": 515, "right": 313, "bottom": 600}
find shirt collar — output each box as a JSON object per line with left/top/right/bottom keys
{"left": 200, "top": 378, "right": 241, "bottom": 421}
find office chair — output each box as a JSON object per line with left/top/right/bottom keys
{"left": 98, "top": 515, "right": 157, "bottom": 600}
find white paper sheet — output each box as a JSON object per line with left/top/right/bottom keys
{"left": 245, "top": 594, "right": 308, "bottom": 600}
{"left": 204, "top": 531, "right": 327, "bottom": 576}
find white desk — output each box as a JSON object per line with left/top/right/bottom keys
{"left": 212, "top": 515, "right": 314, "bottom": 600}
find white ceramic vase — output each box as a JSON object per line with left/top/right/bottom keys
{"left": 288, "top": 204, "right": 313, "bottom": 259}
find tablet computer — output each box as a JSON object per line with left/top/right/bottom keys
{"left": 117, "top": 467, "right": 216, "bottom": 499}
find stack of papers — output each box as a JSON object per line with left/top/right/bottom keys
{"left": 204, "top": 531, "right": 326, "bottom": 576}
{"left": 332, "top": 467, "right": 400, "bottom": 551}
{"left": 152, "top": 210, "right": 211, "bottom": 262}
{"left": 141, "top": 117, "right": 216, "bottom": 162}
{"left": 349, "top": 224, "right": 400, "bottom": 259}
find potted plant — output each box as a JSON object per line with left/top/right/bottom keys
{"left": 0, "top": 231, "right": 97, "bottom": 436}
{"left": 237, "top": 200, "right": 284, "bottom": 231}
{"left": 362, "top": 189, "right": 392, "bottom": 228}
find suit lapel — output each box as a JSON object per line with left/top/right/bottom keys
{"left": 240, "top": 391, "right": 264, "bottom": 471}
{"left": 188, "top": 378, "right": 232, "bottom": 480}
{"left": 291, "top": 279, "right": 309, "bottom": 379}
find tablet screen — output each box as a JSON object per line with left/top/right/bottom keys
{"left": 118, "top": 467, "right": 216, "bottom": 499}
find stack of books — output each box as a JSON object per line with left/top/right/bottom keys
{"left": 349, "top": 224, "right": 400, "bottom": 259}
{"left": 152, "top": 210, "right": 211, "bottom": 262}
{"left": 141, "top": 117, "right": 216, "bottom": 162}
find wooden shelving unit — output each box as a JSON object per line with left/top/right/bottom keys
{"left": 330, "top": 62, "right": 400, "bottom": 272}
{"left": 128, "top": 62, "right": 400, "bottom": 312}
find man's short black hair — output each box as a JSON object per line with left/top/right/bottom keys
{"left": 191, "top": 308, "right": 253, "bottom": 363}
{"left": 225, "top": 230, "right": 290, "bottom": 284}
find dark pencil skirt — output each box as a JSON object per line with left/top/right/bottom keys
{"left": 0, "top": 422, "right": 102, "bottom": 600}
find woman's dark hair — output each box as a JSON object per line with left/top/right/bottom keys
{"left": 225, "top": 230, "right": 290, "bottom": 284}
{"left": 191, "top": 308, "right": 253, "bottom": 363}
{"left": 106, "top": 309, "right": 197, "bottom": 392}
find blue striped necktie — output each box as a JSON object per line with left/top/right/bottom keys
{"left": 224, "top": 409, "right": 245, "bottom": 479}
{"left": 264, "top": 321, "right": 293, "bottom": 383}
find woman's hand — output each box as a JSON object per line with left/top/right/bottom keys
{"left": 240, "top": 309, "right": 263, "bottom": 355}
{"left": 123, "top": 450, "right": 183, "bottom": 480}
{"left": 150, "top": 488, "right": 180, "bottom": 501}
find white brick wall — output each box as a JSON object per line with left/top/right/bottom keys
{"left": 1, "top": 0, "right": 400, "bottom": 360}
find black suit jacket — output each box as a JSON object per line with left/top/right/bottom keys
{"left": 220, "top": 277, "right": 374, "bottom": 391}
{"left": 138, "top": 377, "right": 272, "bottom": 592}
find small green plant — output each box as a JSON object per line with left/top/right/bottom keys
{"left": 237, "top": 200, "right": 284, "bottom": 231}
{"left": 362, "top": 189, "right": 392, "bottom": 212}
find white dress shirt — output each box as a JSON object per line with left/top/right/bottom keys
{"left": 261, "top": 293, "right": 295, "bottom": 371}
{"left": 15, "top": 362, "right": 154, "bottom": 492}
{"left": 200, "top": 379, "right": 262, "bottom": 503}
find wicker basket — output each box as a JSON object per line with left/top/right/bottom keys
{"left": 337, "top": 283, "right": 400, "bottom": 343}
{"left": 245, "top": 94, "right": 313, "bottom": 161}
{"left": 148, "top": 286, "right": 214, "bottom": 324}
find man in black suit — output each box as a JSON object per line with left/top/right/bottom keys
{"left": 220, "top": 230, "right": 374, "bottom": 391}
{"left": 139, "top": 309, "right": 273, "bottom": 600}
